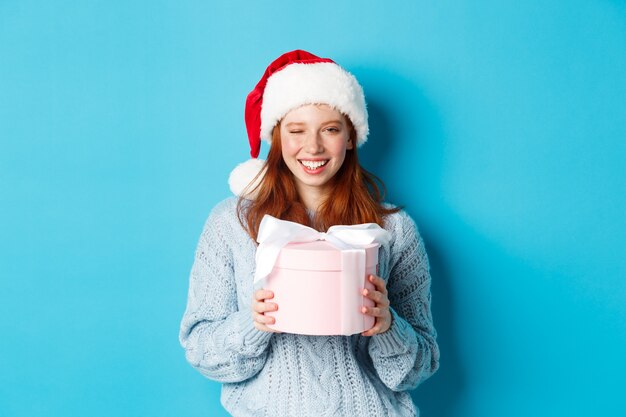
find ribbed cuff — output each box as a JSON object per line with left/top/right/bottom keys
{"left": 237, "top": 311, "right": 274, "bottom": 355}
{"left": 371, "top": 308, "right": 414, "bottom": 356}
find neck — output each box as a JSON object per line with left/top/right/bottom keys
{"left": 296, "top": 184, "right": 329, "bottom": 212}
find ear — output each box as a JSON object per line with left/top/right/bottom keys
{"left": 346, "top": 136, "right": 354, "bottom": 150}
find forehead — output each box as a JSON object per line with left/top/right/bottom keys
{"left": 282, "top": 103, "right": 345, "bottom": 123}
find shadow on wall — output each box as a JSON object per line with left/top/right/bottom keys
{"left": 360, "top": 68, "right": 466, "bottom": 416}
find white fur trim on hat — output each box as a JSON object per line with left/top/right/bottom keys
{"left": 260, "top": 62, "right": 369, "bottom": 145}
{"left": 228, "top": 158, "right": 266, "bottom": 198}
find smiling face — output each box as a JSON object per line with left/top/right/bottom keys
{"left": 279, "top": 104, "right": 353, "bottom": 208}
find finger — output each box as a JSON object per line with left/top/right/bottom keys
{"left": 253, "top": 301, "right": 278, "bottom": 314}
{"left": 253, "top": 321, "right": 282, "bottom": 333}
{"left": 361, "top": 305, "right": 389, "bottom": 318}
{"left": 361, "top": 324, "right": 381, "bottom": 337}
{"left": 368, "top": 275, "right": 388, "bottom": 294}
{"left": 362, "top": 288, "right": 389, "bottom": 306}
{"left": 254, "top": 289, "right": 274, "bottom": 301}
{"left": 361, "top": 316, "right": 392, "bottom": 336}
{"left": 253, "top": 311, "right": 276, "bottom": 325}
{"left": 252, "top": 312, "right": 283, "bottom": 334}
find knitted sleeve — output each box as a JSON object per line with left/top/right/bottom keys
{"left": 368, "top": 211, "right": 440, "bottom": 391}
{"left": 179, "top": 202, "right": 273, "bottom": 383}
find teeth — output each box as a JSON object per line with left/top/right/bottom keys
{"left": 300, "top": 160, "right": 327, "bottom": 169}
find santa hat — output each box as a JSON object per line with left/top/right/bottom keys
{"left": 228, "top": 50, "right": 369, "bottom": 197}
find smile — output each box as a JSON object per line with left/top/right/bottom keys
{"left": 299, "top": 160, "right": 328, "bottom": 170}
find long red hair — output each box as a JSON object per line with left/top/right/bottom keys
{"left": 237, "top": 117, "right": 399, "bottom": 241}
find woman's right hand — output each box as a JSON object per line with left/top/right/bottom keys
{"left": 252, "top": 289, "right": 281, "bottom": 333}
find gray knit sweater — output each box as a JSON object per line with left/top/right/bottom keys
{"left": 179, "top": 197, "right": 439, "bottom": 416}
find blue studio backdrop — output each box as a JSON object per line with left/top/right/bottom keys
{"left": 1, "top": 1, "right": 625, "bottom": 416}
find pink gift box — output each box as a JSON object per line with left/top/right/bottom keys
{"left": 264, "top": 240, "right": 379, "bottom": 335}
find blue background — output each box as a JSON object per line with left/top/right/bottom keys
{"left": 1, "top": 1, "right": 625, "bottom": 416}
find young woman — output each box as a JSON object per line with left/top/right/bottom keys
{"left": 179, "top": 50, "right": 439, "bottom": 417}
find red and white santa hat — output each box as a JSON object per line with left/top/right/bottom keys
{"left": 228, "top": 49, "right": 369, "bottom": 197}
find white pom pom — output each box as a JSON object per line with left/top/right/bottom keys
{"left": 228, "top": 158, "right": 266, "bottom": 198}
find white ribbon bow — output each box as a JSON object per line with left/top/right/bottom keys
{"left": 254, "top": 215, "right": 391, "bottom": 285}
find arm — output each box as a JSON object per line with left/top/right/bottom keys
{"left": 367, "top": 212, "right": 440, "bottom": 391}
{"left": 179, "top": 207, "right": 273, "bottom": 383}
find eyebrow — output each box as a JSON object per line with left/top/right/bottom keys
{"left": 284, "top": 120, "right": 344, "bottom": 127}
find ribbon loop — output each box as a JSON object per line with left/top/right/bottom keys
{"left": 254, "top": 215, "right": 391, "bottom": 285}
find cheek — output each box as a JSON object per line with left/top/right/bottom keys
{"left": 330, "top": 138, "right": 349, "bottom": 159}
{"left": 280, "top": 136, "right": 299, "bottom": 157}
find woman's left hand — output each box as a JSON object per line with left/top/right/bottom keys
{"left": 361, "top": 274, "right": 392, "bottom": 336}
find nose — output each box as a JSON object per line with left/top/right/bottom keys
{"left": 303, "top": 131, "right": 324, "bottom": 154}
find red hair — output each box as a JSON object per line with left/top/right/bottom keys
{"left": 237, "top": 118, "right": 399, "bottom": 241}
